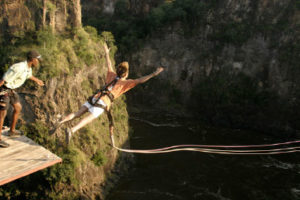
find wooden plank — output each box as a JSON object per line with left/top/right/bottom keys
{"left": 0, "top": 132, "right": 62, "bottom": 186}
{"left": 0, "top": 149, "right": 58, "bottom": 172}
{"left": 0, "top": 144, "right": 40, "bottom": 160}
{"left": 1, "top": 158, "right": 53, "bottom": 180}
{"left": 0, "top": 132, "right": 38, "bottom": 157}
{"left": 0, "top": 142, "right": 50, "bottom": 159}
{"left": 0, "top": 147, "right": 55, "bottom": 172}
{"left": 0, "top": 159, "right": 61, "bottom": 186}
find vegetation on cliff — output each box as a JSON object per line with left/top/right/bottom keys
{"left": 84, "top": 0, "right": 216, "bottom": 54}
{"left": 0, "top": 21, "right": 131, "bottom": 200}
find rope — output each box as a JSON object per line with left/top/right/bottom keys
{"left": 110, "top": 135, "right": 300, "bottom": 155}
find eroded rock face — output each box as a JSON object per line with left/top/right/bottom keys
{"left": 80, "top": 0, "right": 297, "bottom": 107}
{"left": 127, "top": 0, "right": 164, "bottom": 15}
{"left": 0, "top": 1, "right": 132, "bottom": 199}
{"left": 0, "top": 0, "right": 82, "bottom": 38}
{"left": 81, "top": 0, "right": 163, "bottom": 17}
{"left": 127, "top": 0, "right": 297, "bottom": 98}
{"left": 131, "top": 0, "right": 294, "bottom": 89}
{"left": 117, "top": 0, "right": 299, "bottom": 134}
{"left": 0, "top": 0, "right": 32, "bottom": 37}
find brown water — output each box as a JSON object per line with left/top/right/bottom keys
{"left": 107, "top": 116, "right": 300, "bottom": 200}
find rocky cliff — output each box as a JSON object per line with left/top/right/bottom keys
{"left": 0, "top": 1, "right": 132, "bottom": 199}
{"left": 82, "top": 0, "right": 163, "bottom": 16}
{"left": 128, "top": 0, "right": 300, "bottom": 134}
{"left": 83, "top": 0, "right": 300, "bottom": 135}
{"left": 0, "top": 0, "right": 81, "bottom": 38}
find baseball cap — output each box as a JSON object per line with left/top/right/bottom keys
{"left": 27, "top": 50, "right": 42, "bottom": 61}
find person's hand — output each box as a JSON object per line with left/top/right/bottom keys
{"left": 103, "top": 42, "right": 110, "bottom": 54}
{"left": 36, "top": 79, "right": 44, "bottom": 86}
{"left": 153, "top": 67, "right": 164, "bottom": 76}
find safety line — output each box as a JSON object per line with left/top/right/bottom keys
{"left": 150, "top": 140, "right": 300, "bottom": 149}
{"left": 114, "top": 147, "right": 300, "bottom": 155}
{"left": 110, "top": 135, "right": 300, "bottom": 155}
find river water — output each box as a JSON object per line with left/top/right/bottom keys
{"left": 107, "top": 115, "right": 300, "bottom": 200}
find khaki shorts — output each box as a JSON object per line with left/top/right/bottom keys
{"left": 83, "top": 99, "right": 106, "bottom": 118}
{"left": 0, "top": 88, "right": 20, "bottom": 110}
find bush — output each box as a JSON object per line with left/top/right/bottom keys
{"left": 91, "top": 150, "right": 107, "bottom": 166}
{"left": 37, "top": 27, "right": 57, "bottom": 49}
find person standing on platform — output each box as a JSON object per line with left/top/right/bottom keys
{"left": 0, "top": 50, "right": 44, "bottom": 148}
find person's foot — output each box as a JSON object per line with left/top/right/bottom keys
{"left": 65, "top": 128, "right": 73, "bottom": 144}
{"left": 49, "top": 122, "right": 62, "bottom": 135}
{"left": 0, "top": 140, "right": 9, "bottom": 148}
{"left": 8, "top": 130, "right": 22, "bottom": 138}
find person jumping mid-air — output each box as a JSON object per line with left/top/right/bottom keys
{"left": 55, "top": 43, "right": 164, "bottom": 144}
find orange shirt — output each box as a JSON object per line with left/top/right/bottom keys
{"left": 100, "top": 71, "right": 138, "bottom": 109}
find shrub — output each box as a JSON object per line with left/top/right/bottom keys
{"left": 37, "top": 27, "right": 57, "bottom": 49}
{"left": 91, "top": 150, "right": 107, "bottom": 166}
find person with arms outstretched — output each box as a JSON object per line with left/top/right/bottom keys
{"left": 0, "top": 50, "right": 44, "bottom": 148}
{"left": 55, "top": 43, "right": 164, "bottom": 144}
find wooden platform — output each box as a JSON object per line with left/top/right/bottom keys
{"left": 0, "top": 130, "right": 62, "bottom": 186}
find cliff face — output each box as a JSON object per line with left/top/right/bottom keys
{"left": 126, "top": 0, "right": 299, "bottom": 133}
{"left": 128, "top": 0, "right": 299, "bottom": 101}
{"left": 0, "top": 0, "right": 81, "bottom": 38}
{"left": 82, "top": 0, "right": 163, "bottom": 16}
{"left": 0, "top": 1, "right": 131, "bottom": 199}
{"left": 83, "top": 0, "right": 299, "bottom": 134}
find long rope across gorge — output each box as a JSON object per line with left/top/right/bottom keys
{"left": 110, "top": 135, "right": 300, "bottom": 155}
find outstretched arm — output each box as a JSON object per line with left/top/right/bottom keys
{"left": 104, "top": 42, "right": 114, "bottom": 72}
{"left": 135, "top": 67, "right": 164, "bottom": 84}
{"left": 29, "top": 76, "right": 44, "bottom": 86}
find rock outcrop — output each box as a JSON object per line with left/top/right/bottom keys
{"left": 0, "top": 0, "right": 82, "bottom": 38}
{"left": 0, "top": 1, "right": 132, "bottom": 199}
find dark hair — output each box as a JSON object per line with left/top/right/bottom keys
{"left": 116, "top": 62, "right": 129, "bottom": 78}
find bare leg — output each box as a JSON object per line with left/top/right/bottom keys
{"left": 11, "top": 102, "right": 22, "bottom": 132}
{"left": 60, "top": 106, "right": 88, "bottom": 124}
{"left": 71, "top": 113, "right": 97, "bottom": 133}
{"left": 0, "top": 109, "right": 7, "bottom": 140}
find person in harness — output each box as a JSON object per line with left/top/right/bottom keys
{"left": 56, "top": 43, "right": 164, "bottom": 144}
{"left": 0, "top": 50, "right": 44, "bottom": 148}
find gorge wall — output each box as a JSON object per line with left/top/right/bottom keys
{"left": 83, "top": 0, "right": 300, "bottom": 135}
{"left": 0, "top": 1, "right": 132, "bottom": 199}
{"left": 0, "top": 0, "right": 82, "bottom": 37}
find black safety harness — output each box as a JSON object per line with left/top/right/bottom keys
{"left": 87, "top": 76, "right": 120, "bottom": 127}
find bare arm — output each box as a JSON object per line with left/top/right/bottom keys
{"left": 135, "top": 67, "right": 164, "bottom": 84}
{"left": 0, "top": 80, "right": 4, "bottom": 87}
{"left": 29, "top": 76, "right": 44, "bottom": 86}
{"left": 104, "top": 42, "right": 114, "bottom": 72}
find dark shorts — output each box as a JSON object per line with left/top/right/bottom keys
{"left": 0, "top": 86, "right": 20, "bottom": 110}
